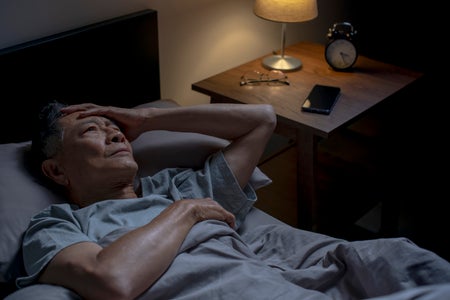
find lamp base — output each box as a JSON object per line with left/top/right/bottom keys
{"left": 262, "top": 55, "right": 302, "bottom": 71}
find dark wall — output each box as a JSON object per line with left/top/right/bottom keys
{"left": 348, "top": 1, "right": 438, "bottom": 73}
{"left": 347, "top": 2, "right": 449, "bottom": 261}
{"left": 0, "top": 9, "right": 160, "bottom": 143}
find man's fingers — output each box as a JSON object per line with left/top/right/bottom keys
{"left": 190, "top": 198, "right": 236, "bottom": 229}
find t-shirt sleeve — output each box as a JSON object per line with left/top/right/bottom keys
{"left": 16, "top": 204, "right": 92, "bottom": 288}
{"left": 141, "top": 151, "right": 257, "bottom": 228}
{"left": 206, "top": 151, "right": 257, "bottom": 227}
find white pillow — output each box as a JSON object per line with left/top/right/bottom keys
{"left": 132, "top": 130, "right": 271, "bottom": 190}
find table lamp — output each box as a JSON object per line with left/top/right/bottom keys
{"left": 254, "top": 0, "right": 318, "bottom": 71}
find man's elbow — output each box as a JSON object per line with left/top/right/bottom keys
{"left": 88, "top": 276, "right": 139, "bottom": 300}
{"left": 77, "top": 268, "right": 148, "bottom": 300}
{"left": 260, "top": 104, "right": 277, "bottom": 132}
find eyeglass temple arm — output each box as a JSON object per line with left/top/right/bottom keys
{"left": 240, "top": 78, "right": 290, "bottom": 86}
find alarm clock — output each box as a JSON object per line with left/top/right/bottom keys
{"left": 325, "top": 22, "right": 358, "bottom": 71}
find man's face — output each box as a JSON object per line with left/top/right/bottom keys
{"left": 55, "top": 111, "right": 138, "bottom": 189}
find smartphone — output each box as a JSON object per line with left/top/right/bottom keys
{"left": 301, "top": 84, "right": 341, "bottom": 115}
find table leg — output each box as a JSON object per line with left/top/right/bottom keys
{"left": 296, "top": 129, "right": 321, "bottom": 231}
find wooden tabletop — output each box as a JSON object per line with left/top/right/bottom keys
{"left": 192, "top": 42, "right": 423, "bottom": 139}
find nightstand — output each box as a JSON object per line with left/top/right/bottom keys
{"left": 192, "top": 41, "right": 423, "bottom": 231}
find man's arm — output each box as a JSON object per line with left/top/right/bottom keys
{"left": 62, "top": 103, "right": 277, "bottom": 188}
{"left": 39, "top": 198, "right": 235, "bottom": 300}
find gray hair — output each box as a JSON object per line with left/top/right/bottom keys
{"left": 31, "top": 101, "right": 68, "bottom": 165}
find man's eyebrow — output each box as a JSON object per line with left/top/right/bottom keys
{"left": 76, "top": 117, "right": 102, "bottom": 126}
{"left": 76, "top": 116, "right": 120, "bottom": 128}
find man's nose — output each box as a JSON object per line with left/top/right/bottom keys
{"left": 108, "top": 130, "right": 125, "bottom": 143}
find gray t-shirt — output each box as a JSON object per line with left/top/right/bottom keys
{"left": 16, "top": 151, "right": 256, "bottom": 287}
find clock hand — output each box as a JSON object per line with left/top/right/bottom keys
{"left": 339, "top": 52, "right": 350, "bottom": 64}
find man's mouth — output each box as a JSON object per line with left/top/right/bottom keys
{"left": 110, "top": 148, "right": 131, "bottom": 156}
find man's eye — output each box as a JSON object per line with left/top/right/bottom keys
{"left": 85, "top": 126, "right": 98, "bottom": 133}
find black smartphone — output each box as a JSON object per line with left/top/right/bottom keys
{"left": 301, "top": 84, "right": 341, "bottom": 115}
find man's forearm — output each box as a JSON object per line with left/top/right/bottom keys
{"left": 94, "top": 201, "right": 195, "bottom": 298}
{"left": 140, "top": 103, "right": 276, "bottom": 188}
{"left": 93, "top": 198, "right": 235, "bottom": 299}
{"left": 140, "top": 103, "right": 274, "bottom": 141}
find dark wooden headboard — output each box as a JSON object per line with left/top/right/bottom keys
{"left": 0, "top": 9, "right": 160, "bottom": 143}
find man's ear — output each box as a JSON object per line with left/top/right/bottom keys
{"left": 41, "top": 159, "right": 68, "bottom": 186}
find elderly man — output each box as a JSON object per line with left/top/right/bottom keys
{"left": 13, "top": 101, "right": 450, "bottom": 300}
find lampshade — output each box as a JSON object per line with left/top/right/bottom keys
{"left": 254, "top": 0, "right": 318, "bottom": 23}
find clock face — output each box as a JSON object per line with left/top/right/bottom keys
{"left": 325, "top": 39, "right": 358, "bottom": 70}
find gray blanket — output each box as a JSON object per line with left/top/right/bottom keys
{"left": 9, "top": 220, "right": 450, "bottom": 300}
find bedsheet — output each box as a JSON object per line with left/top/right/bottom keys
{"left": 7, "top": 220, "right": 450, "bottom": 300}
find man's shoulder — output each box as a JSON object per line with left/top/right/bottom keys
{"left": 31, "top": 202, "right": 77, "bottom": 220}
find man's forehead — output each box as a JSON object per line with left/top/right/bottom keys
{"left": 59, "top": 113, "right": 114, "bottom": 128}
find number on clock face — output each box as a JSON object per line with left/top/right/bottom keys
{"left": 325, "top": 39, "right": 357, "bottom": 70}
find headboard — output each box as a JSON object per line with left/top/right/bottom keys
{"left": 0, "top": 9, "right": 160, "bottom": 143}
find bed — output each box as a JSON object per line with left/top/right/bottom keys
{"left": 1, "top": 9, "right": 450, "bottom": 300}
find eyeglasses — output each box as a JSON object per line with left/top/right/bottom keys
{"left": 240, "top": 70, "right": 290, "bottom": 86}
